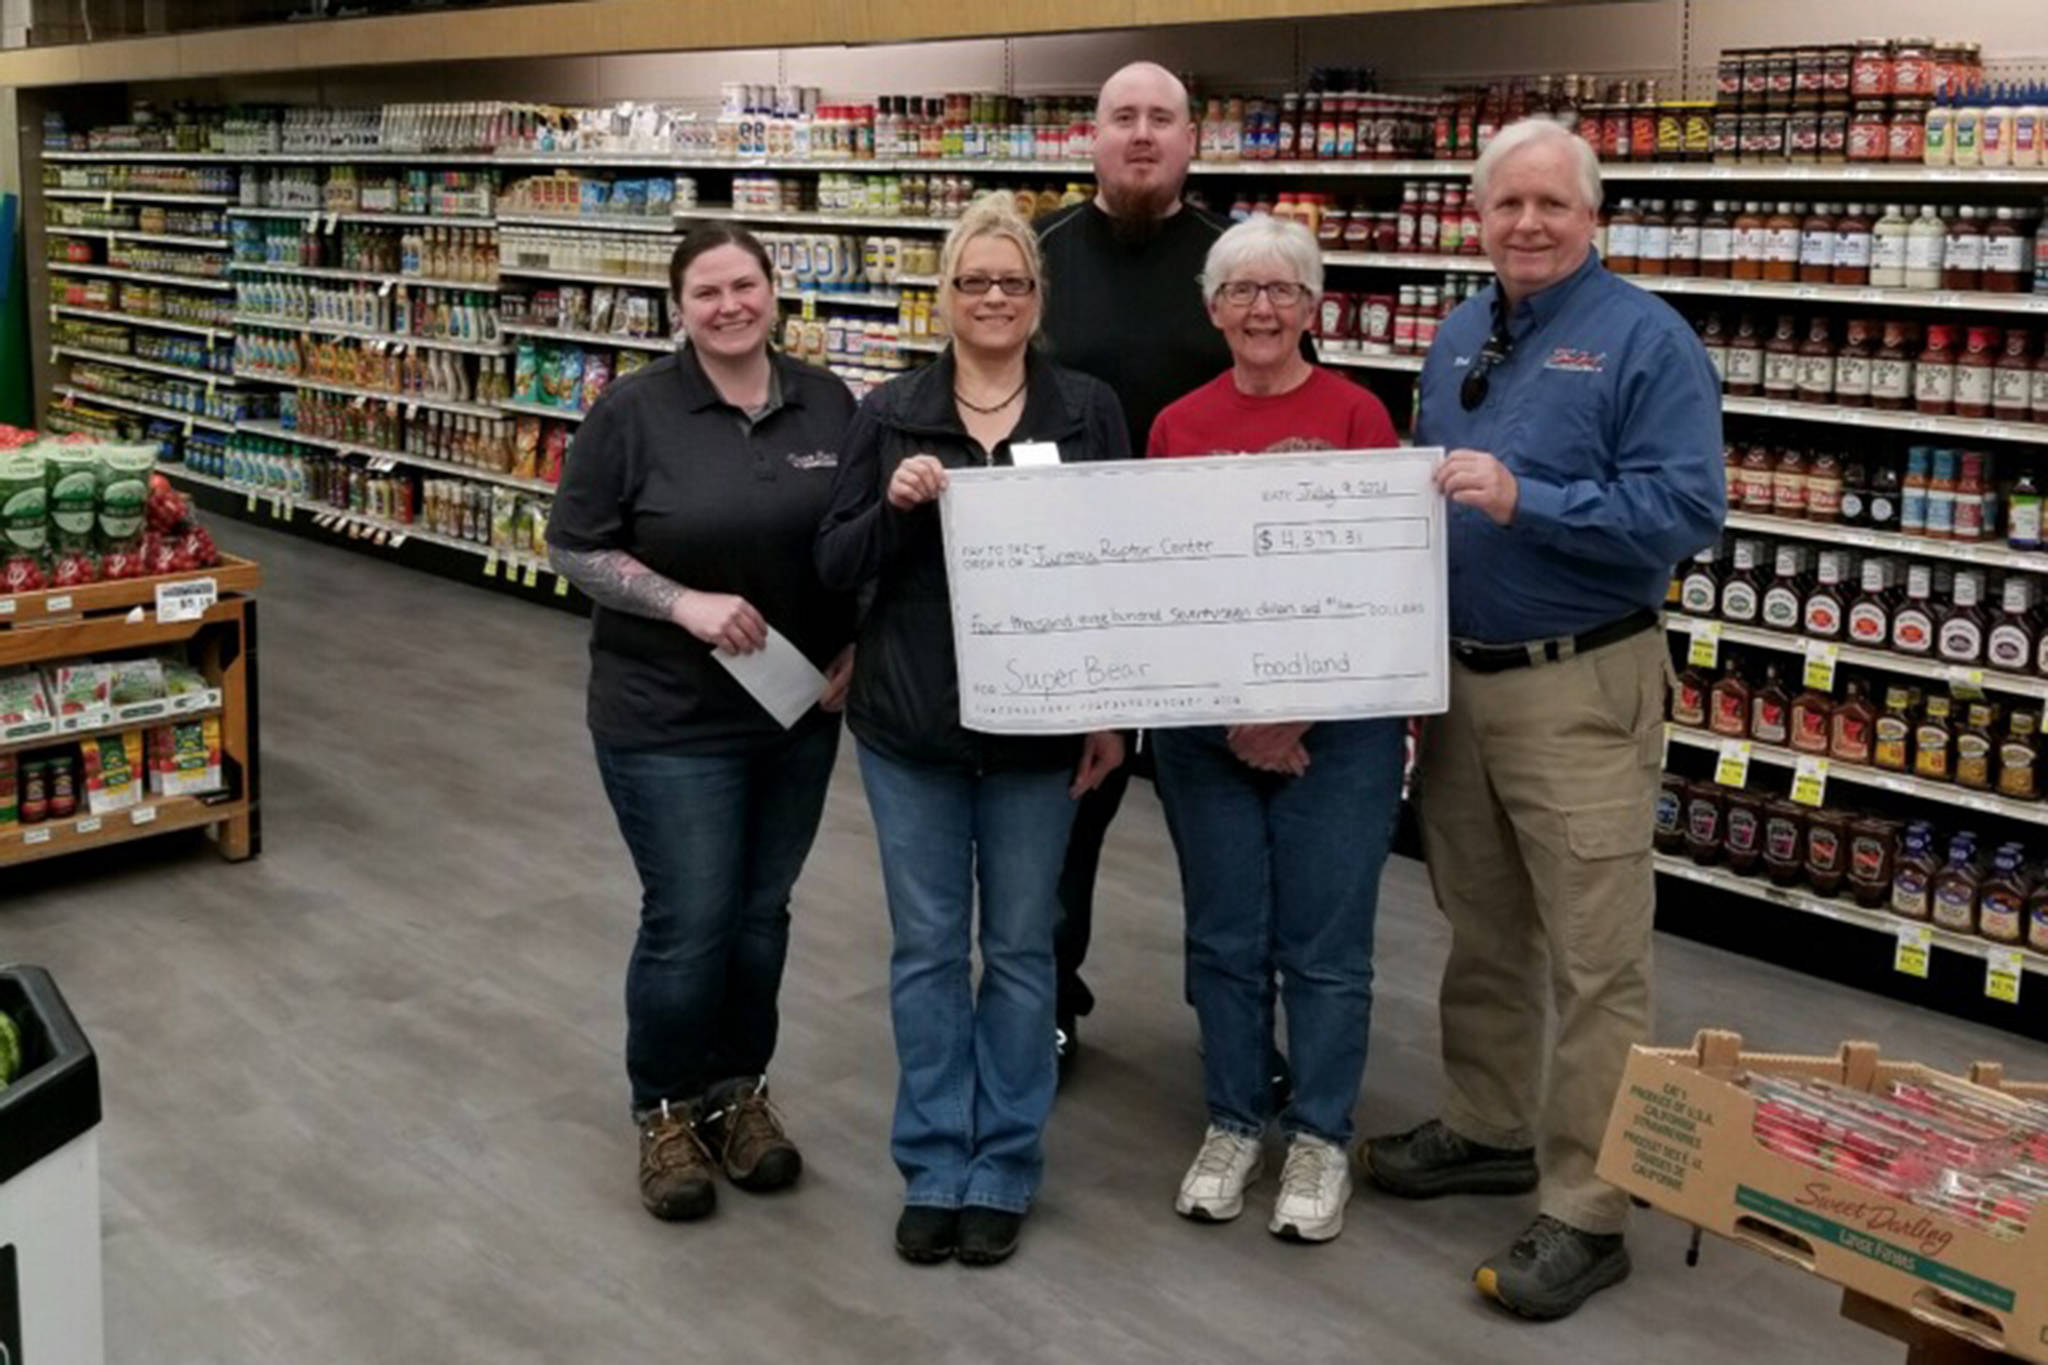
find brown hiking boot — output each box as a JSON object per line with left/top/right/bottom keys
{"left": 702, "top": 1078, "right": 803, "bottom": 1192}
{"left": 638, "top": 1100, "right": 716, "bottom": 1221}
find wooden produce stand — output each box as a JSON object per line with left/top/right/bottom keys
{"left": 1, "top": 554, "right": 262, "bottom": 868}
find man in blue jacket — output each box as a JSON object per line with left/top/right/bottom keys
{"left": 1362, "top": 117, "right": 1726, "bottom": 1321}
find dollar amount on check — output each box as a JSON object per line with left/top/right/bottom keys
{"left": 939, "top": 448, "right": 1449, "bottom": 732}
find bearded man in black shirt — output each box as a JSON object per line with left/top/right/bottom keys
{"left": 1035, "top": 62, "right": 1234, "bottom": 1077}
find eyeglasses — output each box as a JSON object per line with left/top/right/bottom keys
{"left": 952, "top": 274, "right": 1038, "bottom": 296}
{"left": 1217, "top": 280, "right": 1310, "bottom": 308}
{"left": 1460, "top": 321, "right": 1515, "bottom": 411}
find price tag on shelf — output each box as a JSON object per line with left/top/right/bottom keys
{"left": 1987, "top": 948, "right": 2024, "bottom": 1005}
{"left": 522, "top": 561, "right": 540, "bottom": 588}
{"left": 1714, "top": 739, "right": 1751, "bottom": 788}
{"left": 554, "top": 573, "right": 570, "bottom": 597}
{"left": 131, "top": 804, "right": 157, "bottom": 826}
{"left": 74, "top": 816, "right": 101, "bottom": 835}
{"left": 379, "top": 279, "right": 394, "bottom": 297}
{"left": 389, "top": 533, "right": 407, "bottom": 549}
{"left": 1795, "top": 286, "right": 1819, "bottom": 301}
{"left": 325, "top": 212, "right": 340, "bottom": 234}
{"left": 1791, "top": 755, "right": 1829, "bottom": 807}
{"left": 22, "top": 827, "right": 51, "bottom": 846}
{"left": 1894, "top": 923, "right": 1933, "bottom": 979}
{"left": 102, "top": 192, "right": 113, "bottom": 211}
{"left": 1688, "top": 619, "right": 1721, "bottom": 668}
{"left": 246, "top": 493, "right": 258, "bottom": 513}
{"left": 155, "top": 576, "right": 217, "bottom": 623}
{"left": 483, "top": 552, "right": 499, "bottom": 579}
{"left": 1948, "top": 667, "right": 1987, "bottom": 700}
{"left": 306, "top": 213, "right": 321, "bottom": 232}
{"left": 184, "top": 417, "right": 195, "bottom": 436}
{"left": 801, "top": 290, "right": 817, "bottom": 320}
{"left": 1803, "top": 641, "right": 1839, "bottom": 691}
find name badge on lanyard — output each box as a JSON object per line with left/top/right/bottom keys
{"left": 1010, "top": 441, "right": 1061, "bottom": 468}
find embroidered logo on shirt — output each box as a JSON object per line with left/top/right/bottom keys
{"left": 1543, "top": 347, "right": 1607, "bottom": 373}
{"left": 786, "top": 450, "right": 839, "bottom": 471}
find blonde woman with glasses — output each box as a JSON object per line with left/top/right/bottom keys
{"left": 816, "top": 193, "right": 1130, "bottom": 1267}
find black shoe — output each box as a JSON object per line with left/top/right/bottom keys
{"left": 957, "top": 1206, "right": 1023, "bottom": 1266}
{"left": 1476, "top": 1215, "right": 1631, "bottom": 1320}
{"left": 1361, "top": 1118, "right": 1538, "bottom": 1199}
{"left": 894, "top": 1205, "right": 959, "bottom": 1264}
{"left": 1055, "top": 1014, "right": 1078, "bottom": 1083}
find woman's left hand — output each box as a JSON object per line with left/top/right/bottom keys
{"left": 818, "top": 645, "right": 856, "bottom": 713}
{"left": 1070, "top": 731, "right": 1126, "bottom": 799}
{"left": 1227, "top": 722, "right": 1312, "bottom": 776}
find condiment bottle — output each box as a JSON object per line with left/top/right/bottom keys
{"left": 1770, "top": 443, "right": 1808, "bottom": 515}
{"left": 1898, "top": 448, "right": 1929, "bottom": 531}
{"left": 1731, "top": 201, "right": 1768, "bottom": 281}
{"left": 1994, "top": 329, "right": 2035, "bottom": 421}
{"left": 1893, "top": 823, "right": 1939, "bottom": 920}
{"left": 1944, "top": 205, "right": 1986, "bottom": 291}
{"left": 1671, "top": 658, "right": 1711, "bottom": 727}
{"left": 1806, "top": 447, "right": 1843, "bottom": 521}
{"left": 1846, "top": 557, "right": 1894, "bottom": 646}
{"left": 1698, "top": 200, "right": 1735, "bottom": 279}
{"left": 1762, "top": 546, "right": 1810, "bottom": 630}
{"left": 1698, "top": 312, "right": 1730, "bottom": 385}
{"left": 1953, "top": 326, "right": 2000, "bottom": 419}
{"left": 2028, "top": 872, "right": 2048, "bottom": 952}
{"left": 1930, "top": 836, "right": 1983, "bottom": 932}
{"left": 1954, "top": 450, "right": 1988, "bottom": 541}
{"left": 1806, "top": 808, "right": 1850, "bottom": 897}
{"left": 1796, "top": 317, "right": 1837, "bottom": 406}
{"left": 1829, "top": 678, "right": 1876, "bottom": 762}
{"left": 1668, "top": 199, "right": 1702, "bottom": 277}
{"left": 1803, "top": 550, "right": 1852, "bottom": 638}
{"left": 2034, "top": 334, "right": 2048, "bottom": 422}
{"left": 1723, "top": 790, "right": 1766, "bottom": 874}
{"left": 1874, "top": 685, "right": 1917, "bottom": 771}
{"left": 1655, "top": 773, "right": 1689, "bottom": 852}
{"left": 1605, "top": 197, "right": 1641, "bottom": 272}
{"left": 1757, "top": 799, "right": 1804, "bottom": 887}
{"left": 1840, "top": 453, "right": 1872, "bottom": 525}
{"left": 1683, "top": 780, "right": 1726, "bottom": 865}
{"left": 1724, "top": 314, "right": 1765, "bottom": 396}
{"left": 1925, "top": 447, "right": 1959, "bottom": 538}
{"left": 19, "top": 760, "right": 47, "bottom": 825}
{"left": 1738, "top": 440, "right": 1776, "bottom": 511}
{"left": 1848, "top": 816, "right": 1901, "bottom": 908}
{"left": 1989, "top": 577, "right": 2039, "bottom": 672}
{"left": 1799, "top": 201, "right": 1836, "bottom": 282}
{"left": 2001, "top": 710, "right": 2041, "bottom": 799}
{"left": 1831, "top": 202, "right": 1874, "bottom": 285}
{"left": 1763, "top": 313, "right": 1802, "bottom": 401}
{"left": 1914, "top": 324, "right": 1957, "bottom": 415}
{"left": 1833, "top": 318, "right": 1874, "bottom": 408}
{"left": 1636, "top": 199, "right": 1671, "bottom": 276}
{"left": 1914, "top": 693, "right": 1956, "bottom": 780}
{"left": 1762, "top": 201, "right": 1802, "bottom": 282}
{"left": 1790, "top": 681, "right": 1834, "bottom": 755}
{"left": 1720, "top": 538, "right": 1766, "bottom": 622}
{"left": 1679, "top": 545, "right": 1722, "bottom": 617}
{"left": 1870, "top": 202, "right": 1911, "bottom": 288}
{"left": 1978, "top": 846, "right": 2030, "bottom": 944}
{"left": 1871, "top": 320, "right": 1915, "bottom": 410}
{"left": 1938, "top": 569, "right": 1988, "bottom": 663}
{"left": 1709, "top": 661, "right": 1753, "bottom": 736}
{"left": 1891, "top": 562, "right": 1938, "bottom": 654}
{"left": 1751, "top": 661, "right": 1792, "bottom": 743}
{"left": 1905, "top": 204, "right": 1948, "bottom": 289}
{"left": 1958, "top": 702, "right": 2001, "bottom": 791}
{"left": 1984, "top": 205, "right": 2028, "bottom": 292}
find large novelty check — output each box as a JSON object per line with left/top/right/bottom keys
{"left": 939, "top": 448, "right": 1448, "bottom": 733}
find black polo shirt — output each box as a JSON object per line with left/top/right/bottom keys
{"left": 547, "top": 347, "right": 858, "bottom": 752}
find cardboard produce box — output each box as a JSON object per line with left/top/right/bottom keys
{"left": 1596, "top": 1030, "right": 2048, "bottom": 1362}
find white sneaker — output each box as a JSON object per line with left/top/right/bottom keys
{"left": 1175, "top": 1125, "right": 1264, "bottom": 1222}
{"left": 1270, "top": 1134, "right": 1352, "bottom": 1243}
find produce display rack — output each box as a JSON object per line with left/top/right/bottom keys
{"left": 0, "top": 555, "right": 262, "bottom": 869}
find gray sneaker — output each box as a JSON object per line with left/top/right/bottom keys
{"left": 1476, "top": 1214, "right": 1631, "bottom": 1320}
{"left": 1360, "top": 1118, "right": 1538, "bottom": 1198}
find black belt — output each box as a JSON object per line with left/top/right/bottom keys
{"left": 1450, "top": 609, "right": 1660, "bottom": 675}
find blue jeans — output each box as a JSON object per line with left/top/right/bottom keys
{"left": 595, "top": 720, "right": 841, "bottom": 1114}
{"left": 857, "top": 742, "right": 1079, "bottom": 1214}
{"left": 1152, "top": 719, "right": 1404, "bottom": 1146}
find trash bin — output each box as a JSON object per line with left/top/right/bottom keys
{"left": 0, "top": 965, "right": 103, "bottom": 1365}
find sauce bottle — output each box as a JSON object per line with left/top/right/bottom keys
{"left": 1698, "top": 313, "right": 1731, "bottom": 385}
{"left": 1806, "top": 808, "right": 1851, "bottom": 897}
{"left": 1846, "top": 556, "right": 1894, "bottom": 646}
{"left": 1840, "top": 453, "right": 1872, "bottom": 525}
{"left": 1763, "top": 799, "right": 1808, "bottom": 886}
{"left": 2028, "top": 872, "right": 2048, "bottom": 952}
{"left": 1930, "top": 836, "right": 1983, "bottom": 932}
{"left": 1831, "top": 202, "right": 1874, "bottom": 285}
{"left": 1671, "top": 657, "right": 1711, "bottom": 727}
{"left": 1914, "top": 324, "right": 1957, "bottom": 415}
{"left": 1953, "top": 326, "right": 2000, "bottom": 419}
{"left": 1898, "top": 448, "right": 1929, "bottom": 532}
{"left": 1679, "top": 545, "right": 1722, "bottom": 617}
{"left": 1720, "top": 538, "right": 1766, "bottom": 622}
{"left": 1605, "top": 197, "right": 1641, "bottom": 272}
{"left": 1751, "top": 661, "right": 1792, "bottom": 743}
{"left": 1796, "top": 317, "right": 1837, "bottom": 406}
{"left": 1989, "top": 577, "right": 2038, "bottom": 671}
{"left": 2034, "top": 335, "right": 2048, "bottom": 423}
{"left": 1914, "top": 693, "right": 1956, "bottom": 780}
{"left": 1893, "top": 823, "right": 1939, "bottom": 920}
{"left": 1829, "top": 678, "right": 1877, "bottom": 762}
{"left": 2001, "top": 710, "right": 2042, "bottom": 799}
{"left": 1803, "top": 550, "right": 1852, "bottom": 638}
{"left": 1709, "top": 661, "right": 1753, "bottom": 736}
{"left": 1805, "top": 447, "right": 1843, "bottom": 520}
{"left": 1731, "top": 201, "right": 1767, "bottom": 281}
{"left": 1699, "top": 200, "right": 1735, "bottom": 278}
{"left": 1725, "top": 314, "right": 1765, "bottom": 396}
{"left": 1848, "top": 816, "right": 1901, "bottom": 908}
{"left": 1870, "top": 320, "right": 1915, "bottom": 410}
{"left": 1906, "top": 204, "right": 1948, "bottom": 289}
{"left": 1979, "top": 846, "right": 2030, "bottom": 944}
{"left": 1636, "top": 199, "right": 1671, "bottom": 276}
{"left": 1761, "top": 546, "right": 1809, "bottom": 630}
{"left": 1723, "top": 790, "right": 1766, "bottom": 874}
{"left": 1944, "top": 205, "right": 1988, "bottom": 291}
{"left": 1654, "top": 773, "right": 1689, "bottom": 852}
{"left": 1799, "top": 201, "right": 1836, "bottom": 282}
{"left": 1870, "top": 202, "right": 1911, "bottom": 288}
{"left": 1762, "top": 201, "right": 1803, "bottom": 282}
{"left": 1958, "top": 701, "right": 2000, "bottom": 790}
{"left": 1938, "top": 569, "right": 1988, "bottom": 663}
{"left": 1873, "top": 684, "right": 1917, "bottom": 771}
{"left": 1683, "top": 780, "right": 1726, "bottom": 865}
{"left": 1954, "top": 450, "right": 1988, "bottom": 540}
{"left": 1891, "top": 562, "right": 1937, "bottom": 654}
{"left": 1925, "top": 447, "right": 1959, "bottom": 538}
{"left": 1763, "top": 314, "right": 1802, "bottom": 401}
{"left": 1994, "top": 329, "right": 2035, "bottom": 421}
{"left": 1790, "top": 681, "right": 1834, "bottom": 754}
{"left": 1826, "top": 318, "right": 1871, "bottom": 409}
{"left": 1668, "top": 199, "right": 1702, "bottom": 277}
{"left": 1738, "top": 440, "right": 1776, "bottom": 511}
{"left": 1771, "top": 444, "right": 1808, "bottom": 516}
{"left": 1984, "top": 205, "right": 2029, "bottom": 292}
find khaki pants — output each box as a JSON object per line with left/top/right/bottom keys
{"left": 1417, "top": 626, "right": 1666, "bottom": 1236}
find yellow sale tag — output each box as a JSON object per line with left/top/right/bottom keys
{"left": 1714, "top": 739, "right": 1751, "bottom": 788}
{"left": 483, "top": 553, "right": 499, "bottom": 579}
{"left": 554, "top": 574, "right": 570, "bottom": 597}
{"left": 1687, "top": 620, "right": 1721, "bottom": 668}
{"left": 522, "top": 561, "right": 539, "bottom": 588}
{"left": 1791, "top": 755, "right": 1829, "bottom": 807}
{"left": 1950, "top": 667, "right": 1987, "bottom": 700}
{"left": 245, "top": 493, "right": 258, "bottom": 513}
{"left": 1987, "top": 948, "right": 2023, "bottom": 1005}
{"left": 801, "top": 291, "right": 817, "bottom": 321}
{"left": 1895, "top": 924, "right": 1932, "bottom": 979}
{"left": 1803, "top": 641, "right": 1838, "bottom": 691}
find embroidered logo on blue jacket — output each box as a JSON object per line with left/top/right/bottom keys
{"left": 1543, "top": 347, "right": 1607, "bottom": 373}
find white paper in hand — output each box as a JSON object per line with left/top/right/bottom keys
{"left": 715, "top": 626, "right": 827, "bottom": 729}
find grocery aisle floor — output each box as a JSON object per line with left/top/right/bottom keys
{"left": 11, "top": 519, "right": 2048, "bottom": 1365}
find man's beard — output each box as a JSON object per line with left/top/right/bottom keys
{"left": 1100, "top": 176, "right": 1180, "bottom": 238}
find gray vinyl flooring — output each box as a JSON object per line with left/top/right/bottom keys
{"left": 11, "top": 518, "right": 2048, "bottom": 1365}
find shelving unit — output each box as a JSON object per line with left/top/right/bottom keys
{"left": 497, "top": 323, "right": 672, "bottom": 353}
{"left": 231, "top": 369, "right": 502, "bottom": 420}
{"left": 44, "top": 228, "right": 232, "bottom": 250}
{"left": 494, "top": 213, "right": 678, "bottom": 235}
{"left": 51, "top": 306, "right": 227, "bottom": 339}
{"left": 51, "top": 386, "right": 235, "bottom": 432}
{"left": 1668, "top": 614, "right": 2048, "bottom": 701}
{"left": 1723, "top": 510, "right": 2048, "bottom": 572}
{"left": 227, "top": 262, "right": 503, "bottom": 292}
{"left": 47, "top": 262, "right": 233, "bottom": 291}
{"left": 51, "top": 347, "right": 232, "bottom": 385}
{"left": 43, "top": 189, "right": 232, "bottom": 206}
{"left": 227, "top": 207, "right": 497, "bottom": 229}
{"left": 229, "top": 316, "right": 511, "bottom": 356}
{"left": 497, "top": 399, "right": 587, "bottom": 423}
{"left": 237, "top": 419, "right": 560, "bottom": 494}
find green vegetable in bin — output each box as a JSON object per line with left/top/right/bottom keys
{"left": 0, "top": 1008, "right": 21, "bottom": 1088}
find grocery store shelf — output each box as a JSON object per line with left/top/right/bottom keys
{"left": 1634, "top": 275, "right": 2048, "bottom": 316}
{"left": 45, "top": 226, "right": 230, "bottom": 250}
{"left": 498, "top": 399, "right": 588, "bottom": 423}
{"left": 1723, "top": 510, "right": 2048, "bottom": 573}
{"left": 498, "top": 264, "right": 667, "bottom": 289}
{"left": 51, "top": 386, "right": 235, "bottom": 433}
{"left": 228, "top": 206, "right": 496, "bottom": 228}
{"left": 229, "top": 315, "right": 511, "bottom": 356}
{"left": 495, "top": 213, "right": 679, "bottom": 235}
{"left": 1320, "top": 350, "right": 1425, "bottom": 373}
{"left": 1324, "top": 250, "right": 1483, "bottom": 272}
{"left": 168, "top": 466, "right": 544, "bottom": 563}
{"left": 1653, "top": 854, "right": 2048, "bottom": 975}
{"left": 498, "top": 323, "right": 673, "bottom": 353}
{"left": 1724, "top": 396, "right": 2048, "bottom": 447}
{"left": 40, "top": 150, "right": 230, "bottom": 162}
{"left": 899, "top": 335, "right": 946, "bottom": 353}
{"left": 776, "top": 288, "right": 914, "bottom": 310}
{"left": 689, "top": 205, "right": 962, "bottom": 232}
{"left": 233, "top": 369, "right": 501, "bottom": 420}
{"left": 45, "top": 150, "right": 497, "bottom": 166}
{"left": 51, "top": 306, "right": 226, "bottom": 339}
{"left": 237, "top": 419, "right": 561, "bottom": 494}
{"left": 48, "top": 261, "right": 233, "bottom": 291}
{"left": 1, "top": 690, "right": 223, "bottom": 753}
{"left": 1664, "top": 724, "right": 2048, "bottom": 827}
{"left": 54, "top": 346, "right": 234, "bottom": 384}
{"left": 495, "top": 152, "right": 1097, "bottom": 174}
{"left": 1602, "top": 163, "right": 2048, "bottom": 186}
{"left": 226, "top": 261, "right": 501, "bottom": 292}
{"left": 1668, "top": 614, "right": 2048, "bottom": 700}
{"left": 0, "top": 793, "right": 250, "bottom": 869}
{"left": 43, "top": 188, "right": 233, "bottom": 206}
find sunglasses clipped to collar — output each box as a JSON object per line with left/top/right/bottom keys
{"left": 1460, "top": 319, "right": 1515, "bottom": 411}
